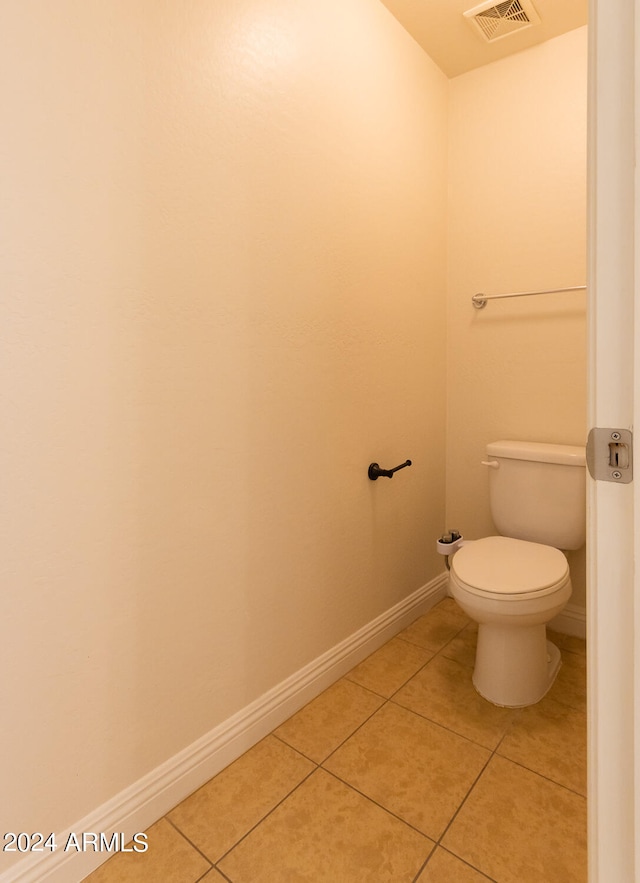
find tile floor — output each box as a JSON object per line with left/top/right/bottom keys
{"left": 83, "top": 598, "right": 587, "bottom": 883}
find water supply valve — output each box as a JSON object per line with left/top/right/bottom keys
{"left": 437, "top": 530, "right": 464, "bottom": 556}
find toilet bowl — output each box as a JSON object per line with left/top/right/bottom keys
{"left": 449, "top": 535, "right": 572, "bottom": 706}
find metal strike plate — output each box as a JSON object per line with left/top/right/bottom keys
{"left": 586, "top": 428, "right": 633, "bottom": 483}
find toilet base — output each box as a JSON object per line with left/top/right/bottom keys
{"left": 472, "top": 623, "right": 561, "bottom": 707}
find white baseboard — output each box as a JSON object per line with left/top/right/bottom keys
{"left": 2, "top": 573, "right": 448, "bottom": 883}
{"left": 549, "top": 602, "right": 587, "bottom": 639}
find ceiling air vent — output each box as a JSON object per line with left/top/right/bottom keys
{"left": 463, "top": 0, "right": 541, "bottom": 43}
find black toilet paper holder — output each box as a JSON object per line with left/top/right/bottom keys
{"left": 368, "top": 460, "right": 412, "bottom": 480}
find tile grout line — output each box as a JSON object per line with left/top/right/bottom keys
{"left": 410, "top": 844, "right": 500, "bottom": 883}
{"left": 162, "top": 816, "right": 216, "bottom": 873}
{"left": 418, "top": 722, "right": 518, "bottom": 878}
{"left": 411, "top": 621, "right": 586, "bottom": 879}
{"left": 319, "top": 765, "right": 435, "bottom": 842}
{"left": 405, "top": 619, "right": 510, "bottom": 882}
{"left": 196, "top": 866, "right": 224, "bottom": 883}
{"left": 424, "top": 700, "right": 586, "bottom": 880}
{"left": 209, "top": 763, "right": 320, "bottom": 870}
{"left": 431, "top": 845, "right": 501, "bottom": 883}
{"left": 492, "top": 751, "right": 588, "bottom": 799}
{"left": 432, "top": 745, "right": 496, "bottom": 847}
{"left": 404, "top": 623, "right": 526, "bottom": 881}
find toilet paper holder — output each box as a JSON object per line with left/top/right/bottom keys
{"left": 368, "top": 460, "right": 412, "bottom": 480}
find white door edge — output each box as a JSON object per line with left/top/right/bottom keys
{"left": 588, "top": 0, "right": 637, "bottom": 878}
{"left": 635, "top": 1, "right": 640, "bottom": 876}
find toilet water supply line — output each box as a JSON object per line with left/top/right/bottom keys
{"left": 438, "top": 460, "right": 497, "bottom": 567}
{"left": 437, "top": 530, "right": 465, "bottom": 570}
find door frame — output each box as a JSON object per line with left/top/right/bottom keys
{"left": 587, "top": 0, "right": 638, "bottom": 878}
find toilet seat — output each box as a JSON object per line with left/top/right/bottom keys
{"left": 451, "top": 536, "right": 569, "bottom": 601}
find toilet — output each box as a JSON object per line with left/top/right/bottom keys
{"left": 449, "top": 440, "right": 586, "bottom": 707}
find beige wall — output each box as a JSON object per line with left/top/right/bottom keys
{"left": 0, "top": 0, "right": 448, "bottom": 864}
{"left": 446, "top": 27, "right": 588, "bottom": 606}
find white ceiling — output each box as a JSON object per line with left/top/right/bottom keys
{"left": 377, "top": 0, "right": 588, "bottom": 78}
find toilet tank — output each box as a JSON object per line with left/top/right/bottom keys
{"left": 486, "top": 440, "right": 586, "bottom": 550}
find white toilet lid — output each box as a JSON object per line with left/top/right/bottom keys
{"left": 451, "top": 536, "right": 569, "bottom": 596}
